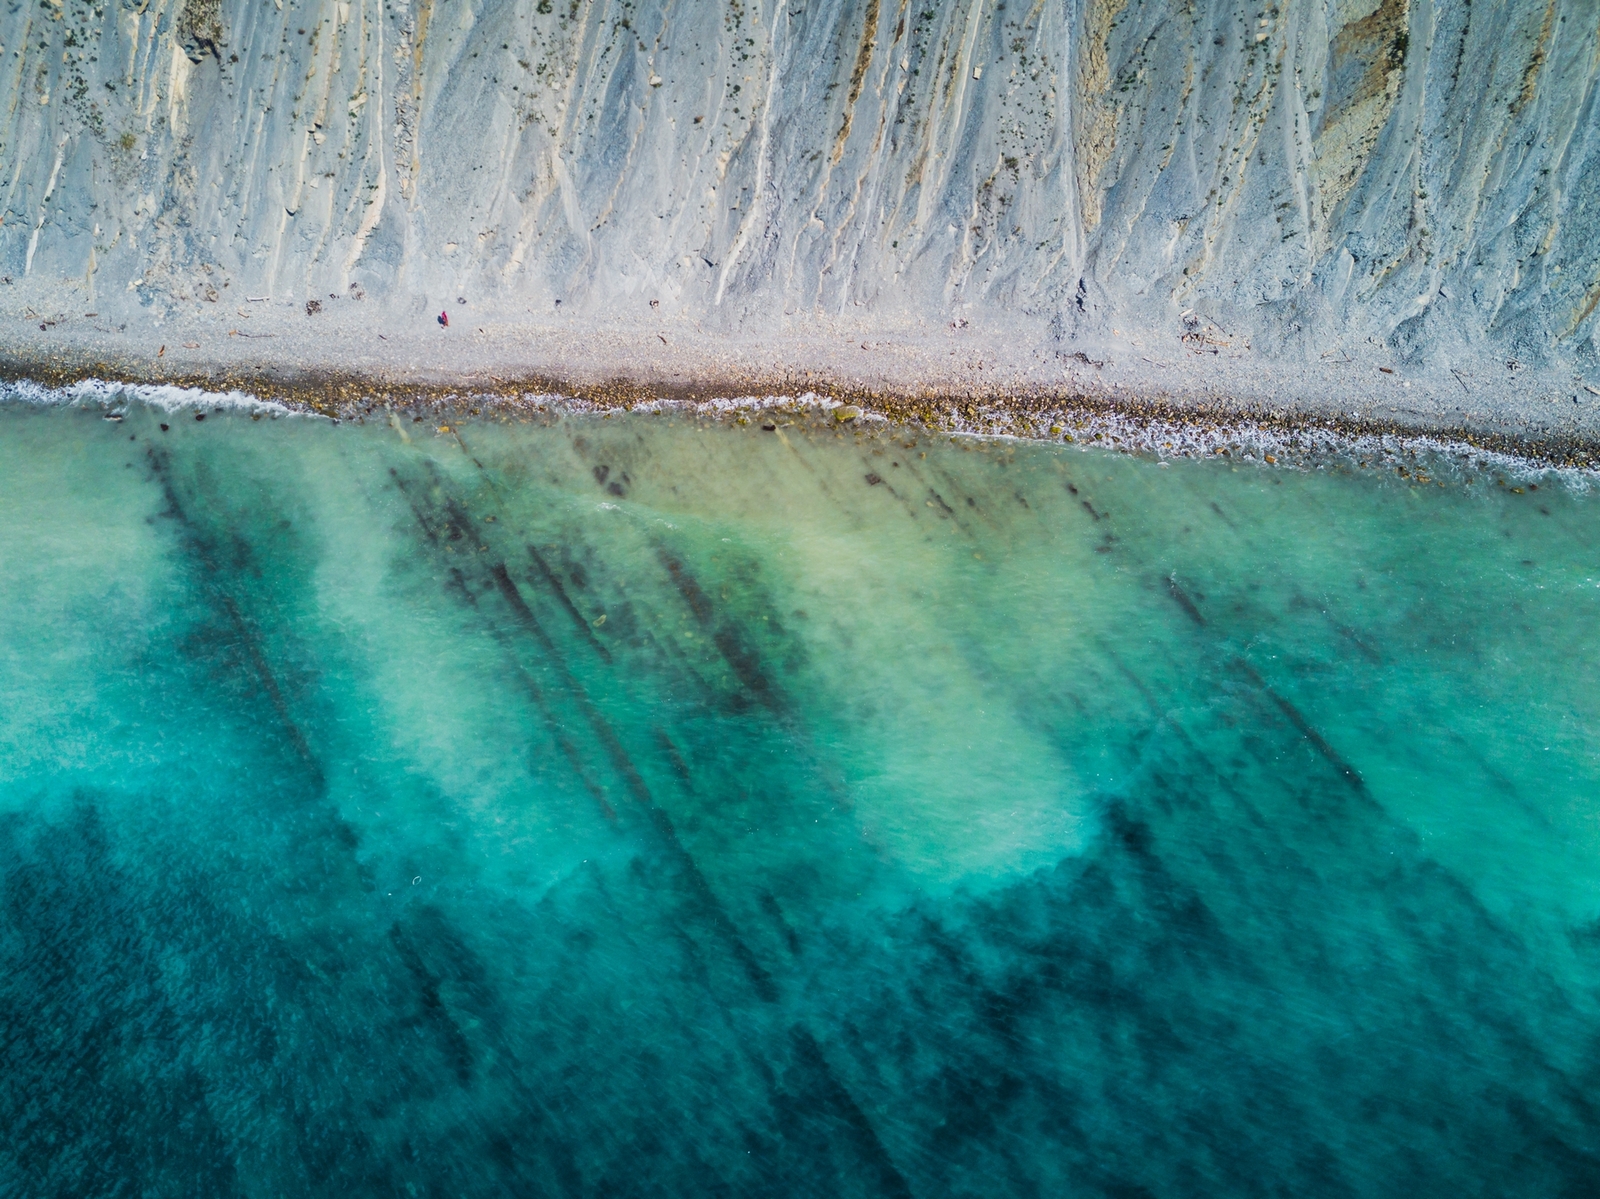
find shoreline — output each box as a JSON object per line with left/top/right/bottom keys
{"left": 5, "top": 306, "right": 1600, "bottom": 471}
{"left": 7, "top": 362, "right": 1598, "bottom": 487}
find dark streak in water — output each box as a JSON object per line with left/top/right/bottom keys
{"left": 1331, "top": 618, "right": 1382, "bottom": 664}
{"left": 388, "top": 921, "right": 474, "bottom": 1085}
{"left": 389, "top": 467, "right": 618, "bottom": 820}
{"left": 526, "top": 543, "right": 613, "bottom": 663}
{"left": 1166, "top": 574, "right": 1207, "bottom": 626}
{"left": 789, "top": 1026, "right": 915, "bottom": 1199}
{"left": 1233, "top": 658, "right": 1369, "bottom": 796}
{"left": 760, "top": 891, "right": 803, "bottom": 956}
{"left": 659, "top": 551, "right": 785, "bottom": 716}
{"left": 392, "top": 466, "right": 781, "bottom": 1004}
{"left": 146, "top": 446, "right": 325, "bottom": 789}
{"left": 654, "top": 729, "right": 697, "bottom": 790}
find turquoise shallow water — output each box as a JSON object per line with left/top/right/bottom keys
{"left": 4, "top": 393, "right": 1600, "bottom": 1196}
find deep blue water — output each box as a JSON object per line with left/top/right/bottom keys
{"left": 3, "top": 394, "right": 1600, "bottom": 1196}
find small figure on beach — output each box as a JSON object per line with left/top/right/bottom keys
{"left": 438, "top": 310, "right": 450, "bottom": 328}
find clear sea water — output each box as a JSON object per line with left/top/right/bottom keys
{"left": 3, "top": 392, "right": 1600, "bottom": 1196}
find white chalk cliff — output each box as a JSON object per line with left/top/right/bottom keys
{"left": 2, "top": 0, "right": 1597, "bottom": 378}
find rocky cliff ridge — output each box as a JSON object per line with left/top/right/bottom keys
{"left": 2, "top": 0, "right": 1596, "bottom": 389}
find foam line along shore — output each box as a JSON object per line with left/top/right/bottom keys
{"left": 7, "top": 379, "right": 1598, "bottom": 489}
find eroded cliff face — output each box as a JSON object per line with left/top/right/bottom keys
{"left": 2, "top": 0, "right": 1596, "bottom": 370}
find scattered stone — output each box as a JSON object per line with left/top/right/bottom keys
{"left": 835, "top": 405, "right": 862, "bottom": 422}
{"left": 306, "top": 299, "right": 322, "bottom": 315}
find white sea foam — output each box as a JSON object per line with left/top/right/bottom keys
{"left": 557, "top": 390, "right": 1600, "bottom": 489}
{"left": 5, "top": 378, "right": 1590, "bottom": 487}
{"left": 2, "top": 377, "right": 298, "bottom": 418}
{"left": 1000, "top": 406, "right": 1598, "bottom": 491}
